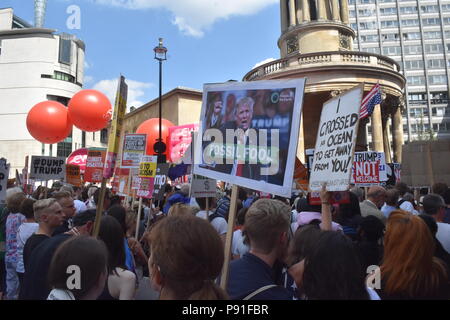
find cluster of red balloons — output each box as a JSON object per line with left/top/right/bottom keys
{"left": 136, "top": 118, "right": 174, "bottom": 157}
{"left": 26, "top": 90, "right": 112, "bottom": 144}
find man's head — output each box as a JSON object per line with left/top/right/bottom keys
{"left": 6, "top": 191, "right": 26, "bottom": 213}
{"left": 53, "top": 191, "right": 76, "bottom": 220}
{"left": 422, "top": 194, "right": 446, "bottom": 221}
{"left": 367, "top": 186, "right": 387, "bottom": 209}
{"left": 278, "top": 89, "right": 294, "bottom": 114}
{"left": 395, "top": 182, "right": 409, "bottom": 197}
{"left": 349, "top": 186, "right": 364, "bottom": 203}
{"left": 385, "top": 189, "right": 400, "bottom": 207}
{"left": 432, "top": 182, "right": 448, "bottom": 197}
{"left": 72, "top": 209, "right": 97, "bottom": 236}
{"left": 244, "top": 199, "right": 291, "bottom": 257}
{"left": 212, "top": 94, "right": 223, "bottom": 115}
{"left": 33, "top": 198, "right": 64, "bottom": 229}
{"left": 235, "top": 97, "right": 254, "bottom": 130}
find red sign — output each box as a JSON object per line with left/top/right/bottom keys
{"left": 84, "top": 148, "right": 106, "bottom": 183}
{"left": 353, "top": 160, "right": 380, "bottom": 185}
{"left": 67, "top": 148, "right": 88, "bottom": 174}
{"left": 137, "top": 177, "right": 155, "bottom": 199}
{"left": 168, "top": 124, "right": 199, "bottom": 162}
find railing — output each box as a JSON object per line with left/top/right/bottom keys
{"left": 243, "top": 51, "right": 401, "bottom": 81}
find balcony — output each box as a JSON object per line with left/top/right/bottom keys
{"left": 243, "top": 51, "right": 401, "bottom": 81}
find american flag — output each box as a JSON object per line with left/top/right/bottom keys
{"left": 360, "top": 83, "right": 382, "bottom": 119}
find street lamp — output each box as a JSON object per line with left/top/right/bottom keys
{"left": 153, "top": 38, "right": 167, "bottom": 163}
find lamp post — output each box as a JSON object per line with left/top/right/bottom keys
{"left": 153, "top": 38, "right": 167, "bottom": 163}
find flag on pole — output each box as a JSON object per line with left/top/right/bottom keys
{"left": 359, "top": 83, "right": 382, "bottom": 119}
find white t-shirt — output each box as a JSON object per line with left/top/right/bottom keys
{"left": 231, "top": 229, "right": 249, "bottom": 258}
{"left": 196, "top": 210, "right": 228, "bottom": 235}
{"left": 16, "top": 222, "right": 39, "bottom": 273}
{"left": 437, "top": 222, "right": 450, "bottom": 254}
{"left": 74, "top": 199, "right": 87, "bottom": 214}
{"left": 399, "top": 200, "right": 419, "bottom": 215}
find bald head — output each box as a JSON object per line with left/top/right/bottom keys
{"left": 367, "top": 186, "right": 387, "bottom": 209}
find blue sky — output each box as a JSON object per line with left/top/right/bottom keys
{"left": 3, "top": 0, "right": 282, "bottom": 109}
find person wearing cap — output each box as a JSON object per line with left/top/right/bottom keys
{"left": 423, "top": 194, "right": 450, "bottom": 254}
{"left": 162, "top": 184, "right": 190, "bottom": 214}
{"left": 20, "top": 209, "right": 96, "bottom": 300}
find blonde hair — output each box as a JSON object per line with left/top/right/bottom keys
{"left": 33, "top": 198, "right": 58, "bottom": 221}
{"left": 168, "top": 203, "right": 192, "bottom": 217}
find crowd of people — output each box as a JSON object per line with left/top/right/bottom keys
{"left": 0, "top": 179, "right": 449, "bottom": 300}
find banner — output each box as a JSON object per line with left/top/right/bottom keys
{"left": 121, "top": 134, "right": 147, "bottom": 168}
{"left": 386, "top": 163, "right": 401, "bottom": 186}
{"left": 168, "top": 124, "right": 199, "bottom": 163}
{"left": 29, "top": 156, "right": 66, "bottom": 181}
{"left": 85, "top": 148, "right": 106, "bottom": 183}
{"left": 137, "top": 156, "right": 157, "bottom": 199}
{"left": 351, "top": 152, "right": 387, "bottom": 186}
{"left": 0, "top": 158, "right": 10, "bottom": 204}
{"left": 152, "top": 163, "right": 170, "bottom": 201}
{"left": 193, "top": 79, "right": 306, "bottom": 197}
{"left": 66, "top": 164, "right": 82, "bottom": 187}
{"left": 67, "top": 148, "right": 88, "bottom": 174}
{"left": 103, "top": 75, "right": 128, "bottom": 179}
{"left": 117, "top": 168, "right": 130, "bottom": 197}
{"left": 191, "top": 175, "right": 217, "bottom": 198}
{"left": 309, "top": 85, "right": 362, "bottom": 191}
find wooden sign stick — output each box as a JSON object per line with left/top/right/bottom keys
{"left": 92, "top": 177, "right": 107, "bottom": 237}
{"left": 135, "top": 197, "right": 143, "bottom": 239}
{"left": 220, "top": 184, "right": 239, "bottom": 290}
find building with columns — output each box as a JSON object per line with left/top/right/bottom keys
{"left": 243, "top": 0, "right": 406, "bottom": 163}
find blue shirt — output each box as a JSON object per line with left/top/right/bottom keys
{"left": 227, "top": 252, "right": 293, "bottom": 300}
{"left": 381, "top": 204, "right": 397, "bottom": 219}
{"left": 124, "top": 238, "right": 135, "bottom": 273}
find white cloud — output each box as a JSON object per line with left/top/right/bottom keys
{"left": 84, "top": 75, "right": 94, "bottom": 84}
{"left": 91, "top": 0, "right": 278, "bottom": 37}
{"left": 92, "top": 78, "right": 153, "bottom": 112}
{"left": 84, "top": 61, "right": 91, "bottom": 70}
{"left": 252, "top": 58, "right": 276, "bottom": 69}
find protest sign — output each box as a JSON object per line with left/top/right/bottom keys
{"left": 85, "top": 148, "right": 106, "bottom": 183}
{"left": 351, "top": 152, "right": 387, "bottom": 186}
{"left": 309, "top": 85, "right": 362, "bottom": 191}
{"left": 67, "top": 148, "right": 88, "bottom": 173}
{"left": 121, "top": 134, "right": 147, "bottom": 168}
{"left": 293, "top": 157, "right": 309, "bottom": 191}
{"left": 137, "top": 156, "right": 157, "bottom": 200}
{"left": 386, "top": 163, "right": 401, "bottom": 186}
{"left": 152, "top": 163, "right": 170, "bottom": 201}
{"left": 191, "top": 175, "right": 217, "bottom": 198}
{"left": 168, "top": 124, "right": 199, "bottom": 163}
{"left": 66, "top": 164, "right": 82, "bottom": 187}
{"left": 29, "top": 156, "right": 66, "bottom": 181}
{"left": 117, "top": 168, "right": 130, "bottom": 196}
{"left": 0, "top": 158, "right": 10, "bottom": 204}
{"left": 193, "top": 79, "right": 305, "bottom": 197}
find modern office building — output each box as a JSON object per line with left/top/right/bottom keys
{"left": 0, "top": 7, "right": 106, "bottom": 177}
{"left": 348, "top": 0, "right": 450, "bottom": 141}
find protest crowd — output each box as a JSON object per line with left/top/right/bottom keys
{"left": 1, "top": 178, "right": 450, "bottom": 300}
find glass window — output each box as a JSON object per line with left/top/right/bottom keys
{"left": 407, "top": 76, "right": 426, "bottom": 85}
{"left": 429, "top": 75, "right": 448, "bottom": 85}
{"left": 399, "top": 6, "right": 417, "bottom": 14}
{"left": 420, "top": 5, "right": 439, "bottom": 13}
{"left": 381, "top": 20, "right": 399, "bottom": 28}
{"left": 361, "top": 34, "right": 379, "bottom": 42}
{"left": 404, "top": 45, "right": 423, "bottom": 54}
{"left": 423, "top": 31, "right": 442, "bottom": 39}
{"left": 59, "top": 39, "right": 72, "bottom": 65}
{"left": 383, "top": 46, "right": 401, "bottom": 55}
{"left": 383, "top": 33, "right": 399, "bottom": 41}
{"left": 427, "top": 59, "right": 446, "bottom": 69}
{"left": 422, "top": 18, "right": 440, "bottom": 26}
{"left": 403, "top": 32, "right": 421, "bottom": 40}
{"left": 405, "top": 60, "right": 424, "bottom": 70}
{"left": 425, "top": 44, "right": 443, "bottom": 53}
{"left": 401, "top": 19, "right": 419, "bottom": 27}
{"left": 380, "top": 7, "right": 397, "bottom": 15}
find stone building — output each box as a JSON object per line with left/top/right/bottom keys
{"left": 243, "top": 0, "right": 406, "bottom": 163}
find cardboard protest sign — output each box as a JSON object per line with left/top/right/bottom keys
{"left": 85, "top": 148, "right": 106, "bottom": 183}
{"left": 137, "top": 156, "right": 157, "bottom": 199}
{"left": 193, "top": 79, "right": 306, "bottom": 197}
{"left": 351, "top": 152, "right": 388, "bottom": 186}
{"left": 168, "top": 124, "right": 199, "bottom": 163}
{"left": 117, "top": 168, "right": 130, "bottom": 196}
{"left": 0, "top": 158, "right": 10, "bottom": 204}
{"left": 103, "top": 76, "right": 128, "bottom": 179}
{"left": 386, "top": 163, "right": 401, "bottom": 186}
{"left": 121, "top": 134, "right": 147, "bottom": 168}
{"left": 309, "top": 85, "right": 362, "bottom": 191}
{"left": 191, "top": 175, "right": 217, "bottom": 198}
{"left": 66, "top": 164, "right": 82, "bottom": 187}
{"left": 152, "top": 164, "right": 170, "bottom": 201}
{"left": 29, "top": 156, "right": 66, "bottom": 181}
{"left": 293, "top": 157, "right": 309, "bottom": 191}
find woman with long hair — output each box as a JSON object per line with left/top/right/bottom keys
{"left": 376, "top": 210, "right": 449, "bottom": 299}
{"left": 148, "top": 215, "right": 228, "bottom": 300}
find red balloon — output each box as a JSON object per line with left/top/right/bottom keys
{"left": 68, "top": 89, "right": 112, "bottom": 132}
{"left": 26, "top": 101, "right": 72, "bottom": 144}
{"left": 136, "top": 118, "right": 174, "bottom": 156}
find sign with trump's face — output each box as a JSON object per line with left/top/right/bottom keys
{"left": 193, "top": 79, "right": 306, "bottom": 197}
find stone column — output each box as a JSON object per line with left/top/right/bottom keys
{"left": 302, "top": 0, "right": 311, "bottom": 21}
{"left": 289, "top": 0, "right": 297, "bottom": 26}
{"left": 297, "top": 113, "right": 305, "bottom": 163}
{"left": 382, "top": 115, "right": 392, "bottom": 163}
{"left": 391, "top": 105, "right": 404, "bottom": 163}
{"left": 340, "top": 0, "right": 349, "bottom": 24}
{"left": 355, "top": 118, "right": 368, "bottom": 151}
{"left": 317, "top": 0, "right": 327, "bottom": 20}
{"left": 371, "top": 104, "right": 384, "bottom": 152}
{"left": 296, "top": 0, "right": 303, "bottom": 23}
{"left": 331, "top": 0, "right": 340, "bottom": 21}
{"left": 280, "top": 0, "right": 289, "bottom": 32}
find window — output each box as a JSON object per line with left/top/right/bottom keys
{"left": 423, "top": 31, "right": 442, "bottom": 39}
{"left": 422, "top": 18, "right": 440, "bottom": 26}
{"left": 361, "top": 34, "right": 379, "bottom": 42}
{"left": 381, "top": 20, "right": 399, "bottom": 28}
{"left": 407, "top": 76, "right": 426, "bottom": 85}
{"left": 100, "top": 129, "right": 108, "bottom": 144}
{"left": 401, "top": 19, "right": 419, "bottom": 27}
{"left": 358, "top": 9, "right": 375, "bottom": 17}
{"left": 444, "top": 17, "right": 450, "bottom": 25}
{"left": 429, "top": 75, "right": 448, "bottom": 85}
{"left": 59, "top": 39, "right": 72, "bottom": 65}
{"left": 383, "top": 46, "right": 401, "bottom": 55}
{"left": 420, "top": 5, "right": 439, "bottom": 13}
{"left": 430, "top": 92, "right": 449, "bottom": 104}
{"left": 427, "top": 59, "right": 446, "bottom": 69}
{"left": 443, "top": 4, "right": 450, "bottom": 12}
{"left": 404, "top": 45, "right": 423, "bottom": 54}
{"left": 402, "top": 32, "right": 421, "bottom": 40}
{"left": 360, "top": 21, "right": 378, "bottom": 29}
{"left": 405, "top": 60, "right": 424, "bottom": 70}
{"left": 383, "top": 33, "right": 399, "bottom": 41}
{"left": 93, "top": 132, "right": 95, "bottom": 141}
{"left": 425, "top": 44, "right": 443, "bottom": 54}
{"left": 399, "top": 6, "right": 417, "bottom": 14}
{"left": 57, "top": 136, "right": 73, "bottom": 158}
{"left": 41, "top": 71, "right": 76, "bottom": 84}
{"left": 380, "top": 7, "right": 397, "bottom": 15}
{"left": 349, "top": 10, "right": 356, "bottom": 18}
{"left": 362, "top": 47, "right": 381, "bottom": 54}
{"left": 350, "top": 23, "right": 358, "bottom": 30}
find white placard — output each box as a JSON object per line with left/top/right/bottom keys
{"left": 29, "top": 156, "right": 66, "bottom": 181}
{"left": 0, "top": 158, "right": 10, "bottom": 204}
{"left": 191, "top": 175, "right": 217, "bottom": 198}
{"left": 309, "top": 85, "right": 362, "bottom": 191}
